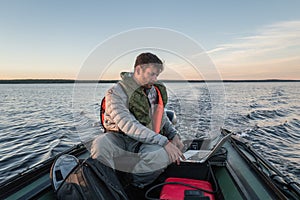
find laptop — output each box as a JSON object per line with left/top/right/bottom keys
{"left": 181, "top": 133, "right": 232, "bottom": 163}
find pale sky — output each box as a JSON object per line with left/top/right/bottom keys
{"left": 1, "top": 0, "right": 300, "bottom": 80}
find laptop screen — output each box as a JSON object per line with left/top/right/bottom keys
{"left": 182, "top": 133, "right": 232, "bottom": 163}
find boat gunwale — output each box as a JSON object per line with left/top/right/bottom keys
{"left": 226, "top": 129, "right": 300, "bottom": 200}
{"left": 0, "top": 142, "right": 88, "bottom": 199}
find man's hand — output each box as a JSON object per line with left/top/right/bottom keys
{"left": 171, "top": 134, "right": 184, "bottom": 151}
{"left": 164, "top": 141, "right": 185, "bottom": 165}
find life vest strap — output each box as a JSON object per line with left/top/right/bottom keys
{"left": 152, "top": 86, "right": 164, "bottom": 133}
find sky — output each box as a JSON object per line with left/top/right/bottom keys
{"left": 1, "top": 0, "right": 300, "bottom": 80}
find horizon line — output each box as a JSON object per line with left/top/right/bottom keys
{"left": 0, "top": 79, "right": 299, "bottom": 84}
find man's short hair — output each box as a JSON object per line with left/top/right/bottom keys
{"left": 134, "top": 52, "right": 164, "bottom": 72}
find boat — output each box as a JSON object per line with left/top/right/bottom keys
{"left": 0, "top": 128, "right": 299, "bottom": 200}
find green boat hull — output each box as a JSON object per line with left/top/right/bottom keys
{"left": 1, "top": 129, "right": 299, "bottom": 200}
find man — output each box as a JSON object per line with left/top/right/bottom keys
{"left": 91, "top": 52, "right": 184, "bottom": 189}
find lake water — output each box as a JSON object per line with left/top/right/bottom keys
{"left": 0, "top": 82, "right": 299, "bottom": 185}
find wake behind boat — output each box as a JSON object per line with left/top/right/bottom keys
{"left": 0, "top": 128, "right": 299, "bottom": 200}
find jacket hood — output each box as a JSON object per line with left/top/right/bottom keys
{"left": 119, "top": 72, "right": 140, "bottom": 95}
{"left": 120, "top": 71, "right": 133, "bottom": 80}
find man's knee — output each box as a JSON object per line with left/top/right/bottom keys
{"left": 140, "top": 144, "right": 168, "bottom": 157}
{"left": 138, "top": 144, "right": 170, "bottom": 169}
{"left": 91, "top": 134, "right": 111, "bottom": 160}
{"left": 91, "top": 133, "right": 123, "bottom": 159}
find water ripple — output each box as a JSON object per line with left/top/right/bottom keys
{"left": 0, "top": 82, "right": 299, "bottom": 185}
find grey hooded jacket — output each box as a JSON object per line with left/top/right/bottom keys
{"left": 103, "top": 72, "right": 178, "bottom": 146}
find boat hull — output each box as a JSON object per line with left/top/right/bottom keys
{"left": 1, "top": 130, "right": 299, "bottom": 200}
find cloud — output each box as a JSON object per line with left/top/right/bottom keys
{"left": 208, "top": 20, "right": 300, "bottom": 79}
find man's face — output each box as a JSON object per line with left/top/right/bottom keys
{"left": 135, "top": 64, "right": 161, "bottom": 88}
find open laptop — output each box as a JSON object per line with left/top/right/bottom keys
{"left": 181, "top": 133, "right": 232, "bottom": 163}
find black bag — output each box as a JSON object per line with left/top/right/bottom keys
{"left": 51, "top": 155, "right": 129, "bottom": 200}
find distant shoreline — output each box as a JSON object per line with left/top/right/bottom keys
{"left": 0, "top": 79, "right": 299, "bottom": 84}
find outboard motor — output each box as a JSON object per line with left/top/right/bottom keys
{"left": 166, "top": 110, "right": 177, "bottom": 125}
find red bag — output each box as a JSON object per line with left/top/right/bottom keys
{"left": 160, "top": 177, "right": 215, "bottom": 200}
